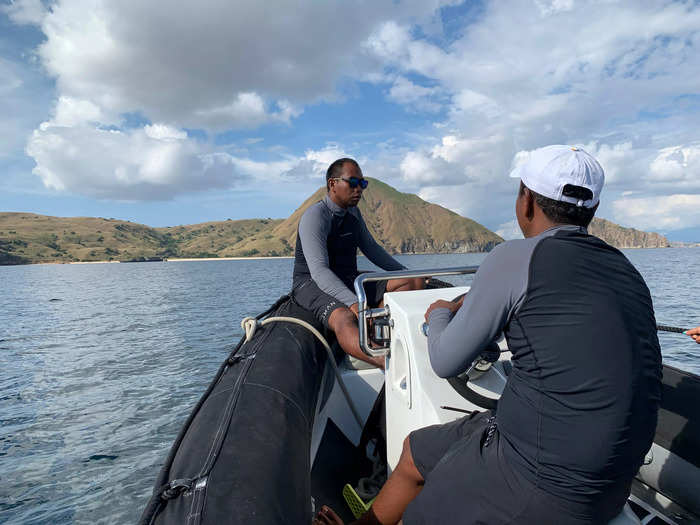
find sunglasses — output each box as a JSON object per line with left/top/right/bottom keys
{"left": 337, "top": 176, "right": 369, "bottom": 189}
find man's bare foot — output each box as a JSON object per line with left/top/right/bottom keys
{"left": 312, "top": 505, "right": 344, "bottom": 525}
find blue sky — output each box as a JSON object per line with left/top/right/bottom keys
{"left": 1, "top": 0, "right": 699, "bottom": 240}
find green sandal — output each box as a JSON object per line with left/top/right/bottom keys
{"left": 342, "top": 484, "right": 375, "bottom": 519}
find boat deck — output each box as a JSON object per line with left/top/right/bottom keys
{"left": 311, "top": 420, "right": 374, "bottom": 522}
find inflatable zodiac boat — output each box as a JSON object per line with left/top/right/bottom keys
{"left": 140, "top": 267, "right": 700, "bottom": 525}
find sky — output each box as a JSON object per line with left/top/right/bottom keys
{"left": 1, "top": 0, "right": 699, "bottom": 241}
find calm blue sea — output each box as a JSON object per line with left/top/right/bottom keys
{"left": 1, "top": 249, "right": 699, "bottom": 524}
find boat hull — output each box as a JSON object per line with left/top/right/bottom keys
{"left": 140, "top": 296, "right": 328, "bottom": 525}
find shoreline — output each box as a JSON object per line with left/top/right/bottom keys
{"left": 69, "top": 260, "right": 122, "bottom": 264}
{"left": 166, "top": 256, "right": 294, "bottom": 262}
{"left": 1, "top": 245, "right": 693, "bottom": 267}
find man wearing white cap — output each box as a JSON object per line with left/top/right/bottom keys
{"left": 314, "top": 146, "right": 663, "bottom": 525}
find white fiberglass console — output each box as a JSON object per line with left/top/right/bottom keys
{"left": 382, "top": 286, "right": 510, "bottom": 470}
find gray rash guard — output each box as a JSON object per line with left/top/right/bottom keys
{"left": 426, "top": 226, "right": 559, "bottom": 377}
{"left": 295, "top": 194, "right": 405, "bottom": 306}
{"left": 427, "top": 224, "right": 662, "bottom": 508}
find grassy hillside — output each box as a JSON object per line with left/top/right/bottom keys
{"left": 0, "top": 179, "right": 502, "bottom": 264}
{"left": 0, "top": 213, "right": 173, "bottom": 264}
{"left": 154, "top": 218, "right": 284, "bottom": 258}
{"left": 271, "top": 179, "right": 503, "bottom": 253}
{"left": 0, "top": 181, "right": 670, "bottom": 265}
{"left": 0, "top": 213, "right": 289, "bottom": 264}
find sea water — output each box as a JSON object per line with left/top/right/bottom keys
{"left": 1, "top": 249, "right": 698, "bottom": 524}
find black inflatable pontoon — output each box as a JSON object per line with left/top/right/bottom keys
{"left": 139, "top": 296, "right": 329, "bottom": 525}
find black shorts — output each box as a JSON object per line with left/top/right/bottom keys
{"left": 292, "top": 277, "right": 387, "bottom": 329}
{"left": 404, "top": 411, "right": 621, "bottom": 525}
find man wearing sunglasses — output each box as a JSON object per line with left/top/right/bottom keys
{"left": 292, "top": 158, "right": 424, "bottom": 369}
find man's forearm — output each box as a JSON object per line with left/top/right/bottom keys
{"left": 427, "top": 308, "right": 478, "bottom": 378}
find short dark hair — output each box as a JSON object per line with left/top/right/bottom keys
{"left": 520, "top": 181, "right": 597, "bottom": 227}
{"left": 326, "top": 158, "right": 360, "bottom": 191}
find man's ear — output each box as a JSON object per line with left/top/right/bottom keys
{"left": 524, "top": 187, "right": 535, "bottom": 221}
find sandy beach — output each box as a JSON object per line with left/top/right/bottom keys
{"left": 64, "top": 256, "right": 294, "bottom": 264}
{"left": 166, "top": 256, "right": 294, "bottom": 262}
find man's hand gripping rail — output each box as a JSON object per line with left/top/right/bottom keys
{"left": 353, "top": 266, "right": 479, "bottom": 357}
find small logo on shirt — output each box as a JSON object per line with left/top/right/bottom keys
{"left": 320, "top": 301, "right": 337, "bottom": 321}
{"left": 340, "top": 232, "right": 353, "bottom": 237}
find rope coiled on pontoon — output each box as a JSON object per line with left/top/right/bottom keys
{"left": 241, "top": 316, "right": 365, "bottom": 429}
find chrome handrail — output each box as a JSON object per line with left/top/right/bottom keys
{"left": 353, "top": 266, "right": 479, "bottom": 357}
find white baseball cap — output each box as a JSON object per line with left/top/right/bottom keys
{"left": 509, "top": 145, "right": 604, "bottom": 208}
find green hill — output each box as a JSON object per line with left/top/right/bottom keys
{"left": 0, "top": 180, "right": 503, "bottom": 264}
{"left": 270, "top": 178, "right": 503, "bottom": 254}
{"left": 155, "top": 218, "right": 285, "bottom": 258}
{"left": 0, "top": 180, "right": 670, "bottom": 265}
{"left": 0, "top": 214, "right": 172, "bottom": 265}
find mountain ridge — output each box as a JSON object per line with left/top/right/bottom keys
{"left": 0, "top": 180, "right": 669, "bottom": 264}
{"left": 588, "top": 217, "right": 669, "bottom": 249}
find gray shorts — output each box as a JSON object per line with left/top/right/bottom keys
{"left": 291, "top": 278, "right": 387, "bottom": 328}
{"left": 404, "top": 411, "right": 622, "bottom": 524}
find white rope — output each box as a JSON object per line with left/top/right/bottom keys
{"left": 240, "top": 316, "right": 364, "bottom": 429}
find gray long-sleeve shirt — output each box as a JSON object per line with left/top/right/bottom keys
{"left": 427, "top": 225, "right": 577, "bottom": 377}
{"left": 427, "top": 224, "right": 662, "bottom": 507}
{"left": 296, "top": 194, "right": 405, "bottom": 306}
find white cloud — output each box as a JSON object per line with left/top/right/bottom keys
{"left": 580, "top": 141, "right": 636, "bottom": 184}
{"left": 279, "top": 145, "right": 355, "bottom": 186}
{"left": 400, "top": 133, "right": 510, "bottom": 188}
{"left": 401, "top": 150, "right": 456, "bottom": 185}
{"left": 364, "top": 21, "right": 412, "bottom": 63}
{"left": 25, "top": 106, "right": 358, "bottom": 200}
{"left": 143, "top": 123, "right": 187, "bottom": 141}
{"left": 451, "top": 90, "right": 502, "bottom": 120}
{"left": 366, "top": 1, "right": 700, "bottom": 232}
{"left": 535, "top": 0, "right": 574, "bottom": 17}
{"left": 648, "top": 145, "right": 700, "bottom": 187}
{"left": 192, "top": 93, "right": 301, "bottom": 129}
{"left": 228, "top": 156, "right": 297, "bottom": 181}
{"left": 1, "top": 0, "right": 47, "bottom": 25}
{"left": 365, "top": 20, "right": 452, "bottom": 80}
{"left": 10, "top": 0, "right": 454, "bottom": 199}
{"left": 303, "top": 145, "right": 350, "bottom": 169}
{"left": 26, "top": 118, "right": 248, "bottom": 200}
{"left": 50, "top": 96, "right": 104, "bottom": 127}
{"left": 388, "top": 77, "right": 442, "bottom": 112}
{"left": 31, "top": 0, "right": 451, "bottom": 132}
{"left": 612, "top": 195, "right": 700, "bottom": 231}
{"left": 494, "top": 219, "right": 523, "bottom": 240}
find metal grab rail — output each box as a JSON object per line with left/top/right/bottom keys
{"left": 353, "top": 266, "right": 479, "bottom": 357}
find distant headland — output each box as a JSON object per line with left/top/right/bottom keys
{"left": 0, "top": 179, "right": 670, "bottom": 265}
